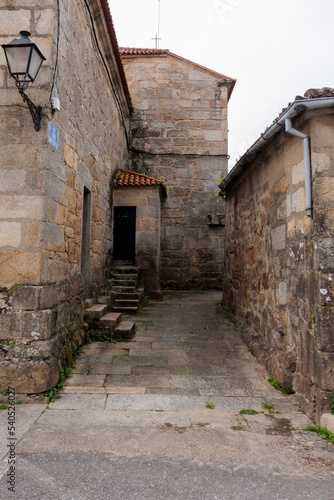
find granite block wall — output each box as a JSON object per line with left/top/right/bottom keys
{"left": 122, "top": 52, "right": 234, "bottom": 289}
{"left": 222, "top": 109, "right": 334, "bottom": 420}
{"left": 0, "top": 0, "right": 130, "bottom": 392}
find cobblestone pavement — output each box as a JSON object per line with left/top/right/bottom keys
{"left": 1, "top": 291, "right": 334, "bottom": 499}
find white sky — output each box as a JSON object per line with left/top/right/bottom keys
{"left": 109, "top": 0, "right": 334, "bottom": 168}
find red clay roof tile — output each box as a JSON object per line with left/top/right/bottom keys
{"left": 119, "top": 48, "right": 169, "bottom": 56}
{"left": 113, "top": 170, "right": 167, "bottom": 198}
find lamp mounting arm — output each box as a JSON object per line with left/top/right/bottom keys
{"left": 18, "top": 89, "right": 42, "bottom": 132}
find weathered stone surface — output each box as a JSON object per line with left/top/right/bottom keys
{"left": 122, "top": 52, "right": 231, "bottom": 289}
{"left": 320, "top": 413, "right": 334, "bottom": 434}
{"left": 0, "top": 309, "right": 55, "bottom": 340}
{"left": 222, "top": 110, "right": 334, "bottom": 419}
{"left": 0, "top": 358, "right": 59, "bottom": 393}
{"left": 0, "top": 251, "right": 42, "bottom": 285}
{"left": 11, "top": 285, "right": 42, "bottom": 310}
{"left": 100, "top": 312, "right": 122, "bottom": 328}
{"left": 84, "top": 304, "right": 108, "bottom": 320}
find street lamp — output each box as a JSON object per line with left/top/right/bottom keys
{"left": 2, "top": 31, "right": 46, "bottom": 131}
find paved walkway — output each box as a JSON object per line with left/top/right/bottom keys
{"left": 1, "top": 291, "right": 334, "bottom": 499}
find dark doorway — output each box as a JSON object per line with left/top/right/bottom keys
{"left": 81, "top": 187, "right": 91, "bottom": 288}
{"left": 113, "top": 206, "right": 136, "bottom": 262}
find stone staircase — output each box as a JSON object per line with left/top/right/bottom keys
{"left": 110, "top": 266, "right": 144, "bottom": 315}
{"left": 83, "top": 266, "right": 144, "bottom": 342}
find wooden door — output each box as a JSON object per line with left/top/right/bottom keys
{"left": 113, "top": 206, "right": 136, "bottom": 262}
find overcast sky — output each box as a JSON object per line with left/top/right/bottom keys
{"left": 109, "top": 0, "right": 334, "bottom": 168}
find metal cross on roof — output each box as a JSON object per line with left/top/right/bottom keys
{"left": 151, "top": 0, "right": 162, "bottom": 49}
{"left": 151, "top": 34, "right": 162, "bottom": 49}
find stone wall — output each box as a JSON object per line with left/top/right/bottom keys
{"left": 122, "top": 51, "right": 234, "bottom": 289}
{"left": 222, "top": 108, "right": 334, "bottom": 420}
{"left": 0, "top": 0, "right": 131, "bottom": 392}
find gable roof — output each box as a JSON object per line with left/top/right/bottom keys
{"left": 113, "top": 170, "right": 167, "bottom": 199}
{"left": 120, "top": 47, "right": 236, "bottom": 100}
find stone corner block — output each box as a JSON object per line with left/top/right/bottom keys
{"left": 11, "top": 286, "right": 43, "bottom": 311}
{"left": 0, "top": 310, "right": 55, "bottom": 340}
{"left": 320, "top": 413, "right": 334, "bottom": 434}
{"left": 0, "top": 358, "right": 59, "bottom": 394}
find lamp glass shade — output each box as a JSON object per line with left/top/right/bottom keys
{"left": 2, "top": 32, "right": 45, "bottom": 88}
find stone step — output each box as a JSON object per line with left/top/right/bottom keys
{"left": 113, "top": 280, "right": 137, "bottom": 287}
{"left": 115, "top": 299, "right": 140, "bottom": 307}
{"left": 84, "top": 304, "right": 108, "bottom": 320}
{"left": 100, "top": 312, "right": 122, "bottom": 329}
{"left": 97, "top": 295, "right": 113, "bottom": 308}
{"left": 85, "top": 298, "right": 94, "bottom": 308}
{"left": 112, "top": 306, "right": 139, "bottom": 314}
{"left": 114, "top": 274, "right": 138, "bottom": 281}
{"left": 116, "top": 293, "right": 140, "bottom": 300}
{"left": 112, "top": 265, "right": 138, "bottom": 274}
{"left": 114, "top": 321, "right": 136, "bottom": 340}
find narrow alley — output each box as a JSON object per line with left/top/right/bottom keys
{"left": 1, "top": 291, "right": 334, "bottom": 499}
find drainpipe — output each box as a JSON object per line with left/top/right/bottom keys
{"left": 285, "top": 118, "right": 313, "bottom": 218}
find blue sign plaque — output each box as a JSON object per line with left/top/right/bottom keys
{"left": 48, "top": 122, "right": 58, "bottom": 150}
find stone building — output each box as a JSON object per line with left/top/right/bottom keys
{"left": 220, "top": 90, "right": 334, "bottom": 420}
{"left": 0, "top": 0, "right": 132, "bottom": 392}
{"left": 0, "top": 1, "right": 235, "bottom": 392}
{"left": 120, "top": 48, "right": 235, "bottom": 289}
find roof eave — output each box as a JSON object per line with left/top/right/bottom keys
{"left": 220, "top": 97, "right": 334, "bottom": 191}
{"left": 99, "top": 1, "right": 134, "bottom": 113}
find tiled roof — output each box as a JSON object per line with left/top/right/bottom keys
{"left": 296, "top": 87, "right": 334, "bottom": 100}
{"left": 120, "top": 47, "right": 236, "bottom": 100}
{"left": 119, "top": 48, "right": 169, "bottom": 56}
{"left": 113, "top": 170, "right": 167, "bottom": 198}
{"left": 99, "top": 1, "right": 133, "bottom": 113}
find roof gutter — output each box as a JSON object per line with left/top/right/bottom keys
{"left": 220, "top": 97, "right": 334, "bottom": 194}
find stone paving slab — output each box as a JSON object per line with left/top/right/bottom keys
{"left": 0, "top": 405, "right": 46, "bottom": 460}
{"left": 134, "top": 336, "right": 165, "bottom": 342}
{"left": 132, "top": 365, "right": 190, "bottom": 375}
{"left": 104, "top": 394, "right": 274, "bottom": 412}
{"left": 36, "top": 409, "right": 192, "bottom": 428}
{"left": 113, "top": 355, "right": 167, "bottom": 366}
{"left": 104, "top": 375, "right": 170, "bottom": 388}
{"left": 105, "top": 387, "right": 146, "bottom": 394}
{"left": 106, "top": 365, "right": 132, "bottom": 375}
{"left": 73, "top": 364, "right": 116, "bottom": 375}
{"left": 115, "top": 342, "right": 153, "bottom": 349}
{"left": 146, "top": 388, "right": 201, "bottom": 395}
{"left": 61, "top": 386, "right": 106, "bottom": 394}
{"left": 128, "top": 348, "right": 188, "bottom": 358}
{"left": 75, "top": 355, "right": 114, "bottom": 365}
{"left": 81, "top": 347, "right": 129, "bottom": 356}
{"left": 49, "top": 394, "right": 106, "bottom": 410}
{"left": 65, "top": 374, "right": 105, "bottom": 387}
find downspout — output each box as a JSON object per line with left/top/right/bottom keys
{"left": 285, "top": 118, "right": 313, "bottom": 218}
